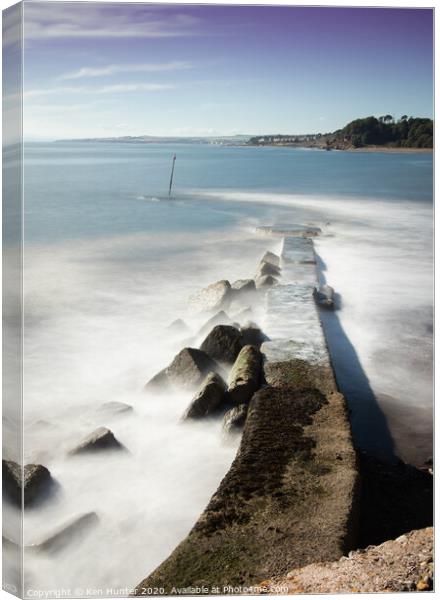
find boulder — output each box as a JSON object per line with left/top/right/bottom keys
{"left": 227, "top": 345, "right": 263, "bottom": 405}
{"left": 166, "top": 319, "right": 191, "bottom": 335}
{"left": 69, "top": 427, "right": 126, "bottom": 455}
{"left": 256, "top": 260, "right": 281, "bottom": 278}
{"left": 255, "top": 274, "right": 278, "bottom": 289}
{"left": 182, "top": 372, "right": 227, "bottom": 420}
{"left": 313, "top": 284, "right": 335, "bottom": 308}
{"left": 98, "top": 401, "right": 133, "bottom": 415}
{"left": 198, "top": 310, "right": 232, "bottom": 337}
{"left": 29, "top": 512, "right": 99, "bottom": 555}
{"left": 3, "top": 460, "right": 55, "bottom": 508}
{"left": 166, "top": 347, "right": 218, "bottom": 390}
{"left": 231, "top": 279, "right": 257, "bottom": 294}
{"left": 200, "top": 325, "right": 243, "bottom": 364}
{"left": 240, "top": 325, "right": 268, "bottom": 349}
{"left": 261, "top": 251, "right": 280, "bottom": 267}
{"left": 222, "top": 404, "right": 248, "bottom": 433}
{"left": 189, "top": 280, "right": 232, "bottom": 313}
{"left": 144, "top": 368, "right": 170, "bottom": 393}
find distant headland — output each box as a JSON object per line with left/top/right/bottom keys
{"left": 247, "top": 115, "right": 433, "bottom": 152}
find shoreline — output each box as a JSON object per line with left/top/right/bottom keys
{"left": 244, "top": 143, "right": 433, "bottom": 154}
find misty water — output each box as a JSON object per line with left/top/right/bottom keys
{"left": 7, "top": 142, "right": 433, "bottom": 594}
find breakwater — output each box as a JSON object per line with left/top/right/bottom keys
{"left": 135, "top": 225, "right": 359, "bottom": 594}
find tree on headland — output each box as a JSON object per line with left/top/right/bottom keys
{"left": 246, "top": 115, "right": 433, "bottom": 149}
{"left": 335, "top": 115, "right": 432, "bottom": 148}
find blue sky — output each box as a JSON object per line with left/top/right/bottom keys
{"left": 16, "top": 2, "right": 434, "bottom": 139}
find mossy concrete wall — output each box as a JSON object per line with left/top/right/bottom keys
{"left": 135, "top": 232, "right": 359, "bottom": 594}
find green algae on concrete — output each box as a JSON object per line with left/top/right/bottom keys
{"left": 134, "top": 379, "right": 359, "bottom": 594}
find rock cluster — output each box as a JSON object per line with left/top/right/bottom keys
{"left": 146, "top": 250, "right": 281, "bottom": 432}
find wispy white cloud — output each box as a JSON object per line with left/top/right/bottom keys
{"left": 24, "top": 3, "right": 203, "bottom": 40}
{"left": 60, "top": 61, "right": 193, "bottom": 80}
{"left": 22, "top": 82, "right": 174, "bottom": 100}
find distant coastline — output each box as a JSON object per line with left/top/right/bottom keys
{"left": 244, "top": 142, "right": 433, "bottom": 154}
{"left": 54, "top": 115, "right": 433, "bottom": 153}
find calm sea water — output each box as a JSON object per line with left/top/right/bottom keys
{"left": 10, "top": 142, "right": 433, "bottom": 594}
{"left": 24, "top": 142, "right": 432, "bottom": 242}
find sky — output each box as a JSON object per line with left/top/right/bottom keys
{"left": 5, "top": 2, "right": 434, "bottom": 140}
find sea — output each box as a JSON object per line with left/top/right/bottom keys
{"left": 4, "top": 141, "right": 434, "bottom": 595}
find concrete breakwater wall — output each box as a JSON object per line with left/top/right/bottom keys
{"left": 135, "top": 226, "right": 359, "bottom": 594}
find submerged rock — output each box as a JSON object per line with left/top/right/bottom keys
{"left": 313, "top": 284, "right": 335, "bottom": 308}
{"left": 261, "top": 251, "right": 280, "bottom": 268}
{"left": 227, "top": 345, "right": 263, "bottom": 405}
{"left": 144, "top": 368, "right": 170, "bottom": 393}
{"left": 222, "top": 404, "right": 248, "bottom": 433}
{"left": 232, "top": 307, "right": 254, "bottom": 325}
{"left": 98, "top": 401, "right": 133, "bottom": 415}
{"left": 166, "top": 319, "right": 191, "bottom": 335}
{"left": 69, "top": 427, "right": 126, "bottom": 455}
{"left": 200, "top": 325, "right": 243, "bottom": 364}
{"left": 167, "top": 347, "right": 218, "bottom": 390}
{"left": 231, "top": 279, "right": 257, "bottom": 294}
{"left": 189, "top": 280, "right": 232, "bottom": 313}
{"left": 3, "top": 459, "right": 54, "bottom": 508}
{"left": 28, "top": 512, "right": 99, "bottom": 555}
{"left": 255, "top": 274, "right": 278, "bottom": 289}
{"left": 182, "top": 372, "right": 227, "bottom": 420}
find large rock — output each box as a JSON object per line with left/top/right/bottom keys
{"left": 264, "top": 527, "right": 433, "bottom": 593}
{"left": 240, "top": 324, "right": 268, "bottom": 348}
{"left": 255, "top": 274, "right": 278, "bottom": 289}
{"left": 145, "top": 348, "right": 219, "bottom": 393}
{"left": 313, "top": 284, "right": 335, "bottom": 308}
{"left": 189, "top": 280, "right": 232, "bottom": 313}
{"left": 29, "top": 512, "right": 99, "bottom": 555}
{"left": 200, "top": 325, "right": 243, "bottom": 365}
{"left": 227, "top": 345, "right": 262, "bottom": 404}
{"left": 144, "top": 368, "right": 170, "bottom": 393}
{"left": 69, "top": 427, "right": 125, "bottom": 455}
{"left": 222, "top": 404, "right": 248, "bottom": 433}
{"left": 231, "top": 279, "right": 257, "bottom": 294}
{"left": 256, "top": 260, "right": 281, "bottom": 278}
{"left": 3, "top": 460, "right": 54, "bottom": 508}
{"left": 198, "top": 310, "right": 231, "bottom": 337}
{"left": 182, "top": 372, "right": 227, "bottom": 420}
{"left": 261, "top": 251, "right": 280, "bottom": 267}
{"left": 166, "top": 347, "right": 218, "bottom": 390}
